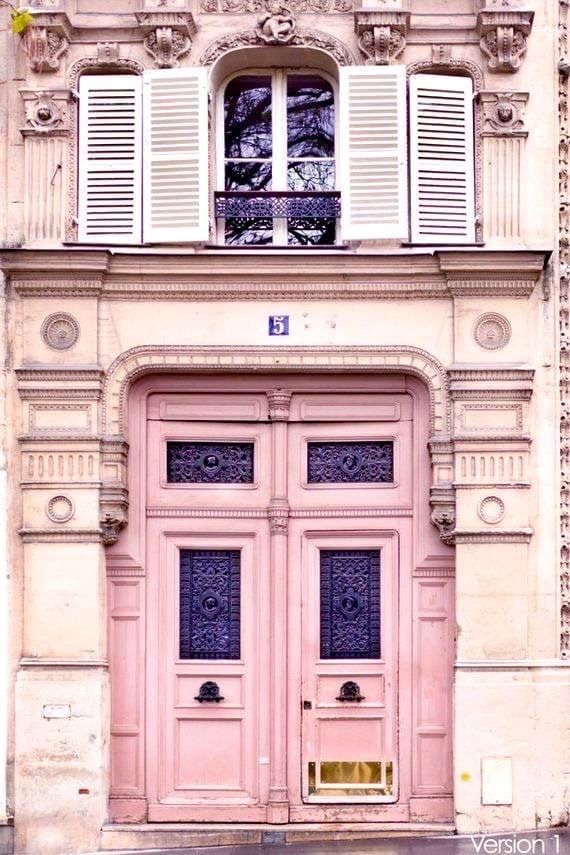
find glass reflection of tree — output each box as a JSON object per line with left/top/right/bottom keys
{"left": 223, "top": 73, "right": 336, "bottom": 246}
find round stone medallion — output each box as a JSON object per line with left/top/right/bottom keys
{"left": 46, "top": 495, "right": 74, "bottom": 523}
{"left": 478, "top": 496, "right": 505, "bottom": 525}
{"left": 41, "top": 312, "right": 80, "bottom": 350}
{"left": 474, "top": 313, "right": 511, "bottom": 351}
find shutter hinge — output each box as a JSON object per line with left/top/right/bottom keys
{"left": 70, "top": 89, "right": 80, "bottom": 101}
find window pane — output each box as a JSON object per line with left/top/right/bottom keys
{"left": 288, "top": 160, "right": 335, "bottom": 191}
{"left": 225, "top": 161, "right": 272, "bottom": 192}
{"left": 288, "top": 218, "right": 336, "bottom": 246}
{"left": 287, "top": 75, "right": 334, "bottom": 158}
{"left": 225, "top": 218, "right": 273, "bottom": 246}
{"left": 225, "top": 76, "right": 272, "bottom": 159}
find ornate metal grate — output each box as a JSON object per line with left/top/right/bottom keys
{"left": 167, "top": 441, "right": 254, "bottom": 484}
{"left": 215, "top": 191, "right": 341, "bottom": 219}
{"left": 320, "top": 549, "right": 381, "bottom": 660}
{"left": 179, "top": 549, "right": 241, "bottom": 660}
{"left": 307, "top": 441, "right": 394, "bottom": 484}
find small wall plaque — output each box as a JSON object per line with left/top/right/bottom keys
{"left": 268, "top": 315, "right": 289, "bottom": 336}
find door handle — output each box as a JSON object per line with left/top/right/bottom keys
{"left": 195, "top": 681, "right": 224, "bottom": 703}
{"left": 303, "top": 700, "right": 312, "bottom": 710}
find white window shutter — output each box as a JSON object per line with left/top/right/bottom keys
{"left": 78, "top": 75, "right": 142, "bottom": 245}
{"left": 339, "top": 66, "right": 408, "bottom": 241}
{"left": 143, "top": 68, "right": 209, "bottom": 244}
{"left": 410, "top": 74, "right": 475, "bottom": 244}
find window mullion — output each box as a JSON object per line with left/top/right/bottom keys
{"left": 273, "top": 70, "right": 288, "bottom": 245}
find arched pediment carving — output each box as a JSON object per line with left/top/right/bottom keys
{"left": 199, "top": 27, "right": 355, "bottom": 66}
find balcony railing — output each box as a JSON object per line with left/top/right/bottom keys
{"left": 214, "top": 191, "right": 341, "bottom": 219}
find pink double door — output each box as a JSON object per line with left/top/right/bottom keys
{"left": 138, "top": 381, "right": 448, "bottom": 823}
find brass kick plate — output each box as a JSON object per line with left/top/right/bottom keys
{"left": 308, "top": 760, "right": 394, "bottom": 796}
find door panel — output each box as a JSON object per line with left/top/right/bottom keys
{"left": 300, "top": 533, "right": 398, "bottom": 804}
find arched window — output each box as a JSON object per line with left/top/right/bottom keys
{"left": 217, "top": 70, "right": 338, "bottom": 246}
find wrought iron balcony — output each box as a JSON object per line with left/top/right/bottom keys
{"left": 214, "top": 191, "right": 341, "bottom": 219}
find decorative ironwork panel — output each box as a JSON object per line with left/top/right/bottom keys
{"left": 307, "top": 441, "right": 393, "bottom": 484}
{"left": 179, "top": 549, "right": 241, "bottom": 660}
{"left": 215, "top": 191, "right": 341, "bottom": 219}
{"left": 320, "top": 550, "right": 381, "bottom": 659}
{"left": 167, "top": 441, "right": 254, "bottom": 484}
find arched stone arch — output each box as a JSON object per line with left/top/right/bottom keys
{"left": 199, "top": 27, "right": 356, "bottom": 67}
{"left": 102, "top": 344, "right": 451, "bottom": 438}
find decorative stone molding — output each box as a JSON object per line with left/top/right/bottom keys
{"left": 199, "top": 26, "right": 355, "bottom": 65}
{"left": 479, "top": 91, "right": 528, "bottom": 136}
{"left": 100, "top": 487, "right": 128, "bottom": 546}
{"left": 268, "top": 500, "right": 290, "bottom": 534}
{"left": 354, "top": 10, "right": 409, "bottom": 66}
{"left": 21, "top": 13, "right": 73, "bottom": 73}
{"left": 20, "top": 88, "right": 72, "bottom": 136}
{"left": 256, "top": 5, "right": 297, "bottom": 45}
{"left": 473, "top": 312, "right": 512, "bottom": 350}
{"left": 478, "top": 495, "right": 506, "bottom": 524}
{"left": 46, "top": 495, "right": 74, "bottom": 523}
{"left": 136, "top": 12, "right": 196, "bottom": 68}
{"left": 201, "top": 0, "right": 353, "bottom": 11}
{"left": 96, "top": 42, "right": 120, "bottom": 65}
{"left": 560, "top": 0, "right": 570, "bottom": 658}
{"left": 267, "top": 389, "right": 292, "bottom": 421}
{"left": 477, "top": 10, "right": 534, "bottom": 73}
{"left": 40, "top": 312, "right": 80, "bottom": 350}
{"left": 19, "top": 528, "right": 102, "bottom": 543}
{"left": 454, "top": 529, "right": 532, "bottom": 544}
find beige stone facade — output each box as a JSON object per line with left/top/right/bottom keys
{"left": 0, "top": 0, "right": 569, "bottom": 852}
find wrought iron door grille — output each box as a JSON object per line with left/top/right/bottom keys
{"left": 307, "top": 440, "right": 394, "bottom": 484}
{"left": 167, "top": 441, "right": 254, "bottom": 484}
{"left": 215, "top": 191, "right": 341, "bottom": 219}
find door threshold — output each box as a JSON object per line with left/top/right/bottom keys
{"left": 100, "top": 822, "right": 456, "bottom": 852}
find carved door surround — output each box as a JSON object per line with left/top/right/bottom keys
{"left": 105, "top": 359, "right": 457, "bottom": 824}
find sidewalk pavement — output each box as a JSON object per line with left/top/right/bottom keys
{"left": 104, "top": 829, "right": 570, "bottom": 855}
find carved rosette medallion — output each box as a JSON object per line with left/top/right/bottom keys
{"left": 478, "top": 496, "right": 506, "bottom": 524}
{"left": 474, "top": 313, "right": 511, "bottom": 350}
{"left": 41, "top": 312, "right": 80, "bottom": 350}
{"left": 46, "top": 495, "right": 74, "bottom": 523}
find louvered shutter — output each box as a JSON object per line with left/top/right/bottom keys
{"left": 339, "top": 66, "right": 408, "bottom": 241}
{"left": 78, "top": 75, "right": 142, "bottom": 244}
{"left": 410, "top": 74, "right": 475, "bottom": 244}
{"left": 143, "top": 68, "right": 208, "bottom": 243}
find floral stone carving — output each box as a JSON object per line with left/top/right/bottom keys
{"left": 201, "top": 0, "right": 353, "bottom": 11}
{"left": 354, "top": 10, "right": 409, "bottom": 65}
{"left": 136, "top": 12, "right": 196, "bottom": 68}
{"left": 477, "top": 10, "right": 534, "bottom": 73}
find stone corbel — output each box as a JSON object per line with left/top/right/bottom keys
{"left": 477, "top": 9, "right": 534, "bottom": 73}
{"left": 428, "top": 437, "right": 456, "bottom": 546}
{"left": 136, "top": 12, "right": 197, "bottom": 68}
{"left": 354, "top": 10, "right": 409, "bottom": 65}
{"left": 100, "top": 438, "right": 129, "bottom": 546}
{"left": 21, "top": 12, "right": 73, "bottom": 74}
{"left": 20, "top": 87, "right": 72, "bottom": 137}
{"left": 479, "top": 90, "right": 528, "bottom": 137}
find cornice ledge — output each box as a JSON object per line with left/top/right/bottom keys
{"left": 448, "top": 365, "right": 534, "bottom": 381}
{"left": 437, "top": 250, "right": 547, "bottom": 276}
{"left": 20, "top": 657, "right": 108, "bottom": 668}
{"left": 16, "top": 365, "right": 104, "bottom": 382}
{"left": 453, "top": 528, "right": 533, "bottom": 544}
{"left": 19, "top": 527, "right": 102, "bottom": 542}
{"left": 0, "top": 249, "right": 108, "bottom": 275}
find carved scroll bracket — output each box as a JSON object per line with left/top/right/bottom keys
{"left": 477, "top": 10, "right": 534, "bottom": 73}
{"left": 428, "top": 437, "right": 456, "bottom": 547}
{"left": 354, "top": 10, "right": 409, "bottom": 66}
{"left": 20, "top": 87, "right": 72, "bottom": 137}
{"left": 136, "top": 12, "right": 197, "bottom": 68}
{"left": 100, "top": 438, "right": 129, "bottom": 546}
{"left": 21, "top": 13, "right": 73, "bottom": 74}
{"left": 479, "top": 90, "right": 529, "bottom": 137}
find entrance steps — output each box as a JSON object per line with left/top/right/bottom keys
{"left": 100, "top": 823, "right": 456, "bottom": 851}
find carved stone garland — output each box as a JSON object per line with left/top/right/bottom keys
{"left": 559, "top": 0, "right": 570, "bottom": 658}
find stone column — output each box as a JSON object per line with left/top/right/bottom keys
{"left": 266, "top": 389, "right": 291, "bottom": 823}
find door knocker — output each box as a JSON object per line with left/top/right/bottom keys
{"left": 336, "top": 680, "right": 365, "bottom": 702}
{"left": 195, "top": 681, "right": 225, "bottom": 703}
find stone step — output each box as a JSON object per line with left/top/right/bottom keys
{"left": 100, "top": 823, "right": 455, "bottom": 852}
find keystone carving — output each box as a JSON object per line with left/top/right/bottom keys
{"left": 477, "top": 10, "right": 534, "bottom": 73}
{"left": 136, "top": 12, "right": 197, "bottom": 68}
{"left": 256, "top": 4, "right": 297, "bottom": 45}
{"left": 96, "top": 42, "right": 120, "bottom": 65}
{"left": 21, "top": 13, "right": 72, "bottom": 73}
{"left": 354, "top": 10, "right": 409, "bottom": 65}
{"left": 479, "top": 91, "right": 528, "bottom": 136}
